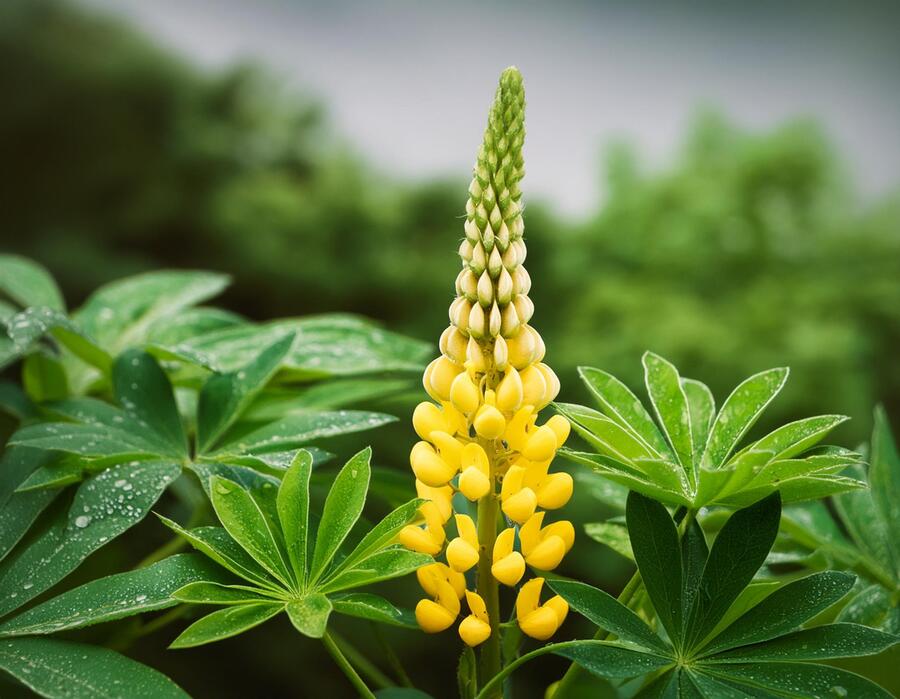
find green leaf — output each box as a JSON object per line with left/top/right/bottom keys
{"left": 320, "top": 549, "right": 431, "bottom": 594}
{"left": 375, "top": 690, "right": 435, "bottom": 699}
{"left": 145, "top": 307, "right": 244, "bottom": 346}
{"left": 276, "top": 451, "right": 314, "bottom": 587}
{"left": 702, "top": 662, "right": 894, "bottom": 699}
{"left": 683, "top": 492, "right": 781, "bottom": 651}
{"left": 172, "top": 581, "right": 278, "bottom": 605}
{"left": 309, "top": 448, "right": 371, "bottom": 582}
{"left": 6, "top": 307, "right": 110, "bottom": 373}
{"left": 244, "top": 378, "right": 412, "bottom": 420}
{"left": 642, "top": 353, "right": 694, "bottom": 471}
{"left": 331, "top": 592, "right": 416, "bottom": 629}
{"left": 682, "top": 378, "right": 715, "bottom": 467}
{"left": 169, "top": 602, "right": 283, "bottom": 648}
{"left": 685, "top": 671, "right": 758, "bottom": 698}
{"left": 626, "top": 491, "right": 683, "bottom": 645}
{"left": 0, "top": 255, "right": 64, "bottom": 311}
{"left": 633, "top": 670, "right": 677, "bottom": 698}
{"left": 286, "top": 593, "right": 332, "bottom": 638}
{"left": 189, "top": 462, "right": 280, "bottom": 496}
{"left": 0, "top": 460, "right": 180, "bottom": 617}
{"left": 214, "top": 411, "right": 395, "bottom": 455}
{"left": 548, "top": 580, "right": 670, "bottom": 653}
{"left": 9, "top": 422, "right": 163, "bottom": 460}
{"left": 112, "top": 350, "right": 187, "bottom": 457}
{"left": 557, "top": 403, "right": 656, "bottom": 461}
{"left": 837, "top": 585, "right": 899, "bottom": 635}
{"left": 551, "top": 640, "right": 673, "bottom": 679}
{"left": 196, "top": 333, "right": 295, "bottom": 454}
{"left": 735, "top": 414, "right": 848, "bottom": 463}
{"left": 578, "top": 366, "right": 671, "bottom": 457}
{"left": 0, "top": 447, "right": 60, "bottom": 562}
{"left": 0, "top": 380, "right": 37, "bottom": 421}
{"left": 158, "top": 517, "right": 279, "bottom": 591}
{"left": 833, "top": 465, "right": 894, "bottom": 575}
{"left": 0, "top": 554, "right": 227, "bottom": 637}
{"left": 22, "top": 352, "right": 69, "bottom": 401}
{"left": 706, "top": 623, "right": 899, "bottom": 663}
{"left": 699, "top": 571, "right": 856, "bottom": 655}
{"left": 702, "top": 367, "right": 788, "bottom": 468}
{"left": 680, "top": 517, "right": 709, "bottom": 623}
{"left": 869, "top": 406, "right": 900, "bottom": 572}
{"left": 563, "top": 450, "right": 691, "bottom": 507}
{"left": 0, "top": 636, "right": 189, "bottom": 698}
{"left": 584, "top": 521, "right": 633, "bottom": 561}
{"left": 208, "top": 476, "right": 293, "bottom": 587}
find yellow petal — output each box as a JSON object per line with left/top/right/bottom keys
{"left": 516, "top": 577, "right": 544, "bottom": 621}
{"left": 504, "top": 406, "right": 535, "bottom": 452}
{"left": 411, "top": 442, "right": 457, "bottom": 487}
{"left": 399, "top": 525, "right": 442, "bottom": 555}
{"left": 415, "top": 480, "right": 454, "bottom": 522}
{"left": 430, "top": 431, "right": 463, "bottom": 470}
{"left": 493, "top": 527, "right": 516, "bottom": 561}
{"left": 440, "top": 401, "right": 469, "bottom": 436}
{"left": 520, "top": 365, "right": 547, "bottom": 407}
{"left": 506, "top": 327, "right": 536, "bottom": 369}
{"left": 525, "top": 535, "right": 566, "bottom": 571}
{"left": 416, "top": 599, "right": 457, "bottom": 633}
{"left": 545, "top": 595, "right": 569, "bottom": 626}
{"left": 496, "top": 367, "right": 524, "bottom": 412}
{"left": 450, "top": 371, "right": 481, "bottom": 414}
{"left": 465, "top": 590, "right": 489, "bottom": 622}
{"left": 474, "top": 404, "right": 506, "bottom": 439}
{"left": 518, "top": 511, "right": 545, "bottom": 555}
{"left": 459, "top": 615, "right": 491, "bottom": 646}
{"left": 500, "top": 464, "right": 526, "bottom": 501}
{"left": 519, "top": 606, "right": 559, "bottom": 640}
{"left": 501, "top": 488, "right": 537, "bottom": 524}
{"left": 428, "top": 356, "right": 463, "bottom": 401}
{"left": 536, "top": 472, "right": 573, "bottom": 510}
{"left": 491, "top": 551, "right": 525, "bottom": 586}
{"left": 543, "top": 520, "right": 576, "bottom": 552}
{"left": 458, "top": 466, "right": 491, "bottom": 500}
{"left": 546, "top": 414, "right": 570, "bottom": 447}
{"left": 523, "top": 425, "right": 557, "bottom": 462}
{"left": 446, "top": 537, "right": 479, "bottom": 572}
{"left": 412, "top": 401, "right": 449, "bottom": 441}
{"left": 415, "top": 563, "right": 445, "bottom": 596}
{"left": 455, "top": 514, "right": 479, "bottom": 546}
{"left": 435, "top": 579, "right": 462, "bottom": 616}
{"left": 537, "top": 364, "right": 561, "bottom": 406}
{"left": 446, "top": 567, "right": 467, "bottom": 599}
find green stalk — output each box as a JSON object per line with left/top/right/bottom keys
{"left": 476, "top": 477, "right": 502, "bottom": 695}
{"left": 328, "top": 631, "right": 394, "bottom": 690}
{"left": 322, "top": 631, "right": 377, "bottom": 699}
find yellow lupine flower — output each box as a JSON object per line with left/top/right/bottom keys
{"left": 402, "top": 67, "right": 574, "bottom": 645}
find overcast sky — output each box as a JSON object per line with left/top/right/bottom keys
{"left": 86, "top": 0, "right": 900, "bottom": 217}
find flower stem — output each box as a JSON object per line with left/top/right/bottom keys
{"left": 322, "top": 631, "right": 377, "bottom": 699}
{"left": 476, "top": 486, "right": 502, "bottom": 695}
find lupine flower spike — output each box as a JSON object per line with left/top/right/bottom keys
{"left": 401, "top": 67, "right": 573, "bottom": 657}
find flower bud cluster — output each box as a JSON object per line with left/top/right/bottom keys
{"left": 399, "top": 68, "right": 573, "bottom": 647}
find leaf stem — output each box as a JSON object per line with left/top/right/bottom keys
{"left": 372, "top": 623, "right": 414, "bottom": 687}
{"left": 322, "top": 631, "right": 377, "bottom": 699}
{"left": 476, "top": 473, "right": 502, "bottom": 695}
{"left": 329, "top": 630, "right": 393, "bottom": 690}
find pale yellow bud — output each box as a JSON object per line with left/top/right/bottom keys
{"left": 471, "top": 242, "right": 487, "bottom": 275}
{"left": 474, "top": 404, "right": 506, "bottom": 439}
{"left": 500, "top": 302, "right": 520, "bottom": 338}
{"left": 536, "top": 364, "right": 561, "bottom": 406}
{"left": 468, "top": 302, "right": 486, "bottom": 339}
{"left": 501, "top": 242, "right": 518, "bottom": 270}
{"left": 460, "top": 270, "right": 478, "bottom": 300}
{"left": 488, "top": 246, "right": 503, "bottom": 278}
{"left": 493, "top": 335, "right": 509, "bottom": 371}
{"left": 520, "top": 365, "right": 548, "bottom": 407}
{"left": 440, "top": 326, "right": 467, "bottom": 364}
{"left": 513, "top": 239, "right": 527, "bottom": 264}
{"left": 507, "top": 327, "right": 536, "bottom": 368}
{"left": 412, "top": 401, "right": 450, "bottom": 441}
{"left": 426, "top": 356, "right": 462, "bottom": 401}
{"left": 512, "top": 266, "right": 531, "bottom": 295}
{"left": 464, "top": 218, "right": 480, "bottom": 243}
{"left": 496, "top": 267, "right": 514, "bottom": 305}
{"left": 477, "top": 270, "right": 494, "bottom": 307}
{"left": 496, "top": 221, "right": 511, "bottom": 250}
{"left": 488, "top": 302, "right": 502, "bottom": 337}
{"left": 449, "top": 297, "right": 471, "bottom": 332}
{"left": 450, "top": 371, "right": 481, "bottom": 415}
{"left": 531, "top": 326, "right": 546, "bottom": 362}
{"left": 458, "top": 239, "right": 473, "bottom": 262}
{"left": 513, "top": 294, "right": 534, "bottom": 325}
{"left": 496, "top": 367, "right": 524, "bottom": 412}
{"left": 523, "top": 424, "right": 558, "bottom": 462}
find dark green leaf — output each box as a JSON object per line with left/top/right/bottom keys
{"left": 0, "top": 447, "right": 60, "bottom": 562}
{"left": 0, "top": 460, "right": 180, "bottom": 617}
{"left": 869, "top": 406, "right": 900, "bottom": 572}
{"left": 196, "top": 333, "right": 295, "bottom": 453}
{"left": 680, "top": 518, "right": 708, "bottom": 623}
{"left": 684, "top": 492, "right": 781, "bottom": 651}
{"left": 548, "top": 579, "right": 670, "bottom": 653}
{"left": 9, "top": 422, "right": 163, "bottom": 460}
{"left": 309, "top": 448, "right": 371, "bottom": 582}
{"left": 702, "top": 368, "right": 788, "bottom": 468}
{"left": 169, "top": 603, "right": 283, "bottom": 648}
{"left": 0, "top": 637, "right": 189, "bottom": 698}
{"left": 331, "top": 592, "right": 416, "bottom": 629}
{"left": 633, "top": 670, "right": 677, "bottom": 699}
{"left": 552, "top": 640, "right": 673, "bottom": 679}
{"left": 172, "top": 581, "right": 279, "bottom": 605}
{"left": 702, "top": 662, "right": 894, "bottom": 699}
{"left": 286, "top": 593, "right": 332, "bottom": 638}
{"left": 0, "top": 554, "right": 227, "bottom": 636}
{"left": 626, "top": 491, "right": 683, "bottom": 645}
{"left": 698, "top": 571, "right": 856, "bottom": 655}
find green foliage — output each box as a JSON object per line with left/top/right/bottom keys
{"left": 561, "top": 352, "right": 864, "bottom": 510}
{"left": 164, "top": 448, "right": 429, "bottom": 646}
{"left": 542, "top": 493, "right": 898, "bottom": 698}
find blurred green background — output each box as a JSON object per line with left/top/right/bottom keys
{"left": 1, "top": 0, "right": 899, "bottom": 696}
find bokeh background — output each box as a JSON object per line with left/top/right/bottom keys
{"left": 1, "top": 0, "right": 899, "bottom": 697}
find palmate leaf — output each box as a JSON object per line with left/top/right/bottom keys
{"left": 165, "top": 448, "right": 426, "bottom": 645}
{"left": 0, "top": 255, "right": 65, "bottom": 312}
{"left": 566, "top": 356, "right": 854, "bottom": 509}
{"left": 540, "top": 492, "right": 898, "bottom": 698}
{"left": 0, "top": 447, "right": 60, "bottom": 561}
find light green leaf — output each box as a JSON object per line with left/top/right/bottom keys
{"left": 734, "top": 414, "right": 848, "bottom": 463}
{"left": 556, "top": 403, "right": 657, "bottom": 461}
{"left": 563, "top": 450, "right": 691, "bottom": 507}
{"left": 145, "top": 307, "right": 244, "bottom": 346}
{"left": 22, "top": 352, "right": 69, "bottom": 401}
{"left": 309, "top": 448, "right": 371, "bottom": 582}
{"left": 0, "top": 460, "right": 180, "bottom": 617}
{"left": 320, "top": 549, "right": 431, "bottom": 593}
{"left": 169, "top": 602, "right": 283, "bottom": 649}
{"left": 584, "top": 521, "right": 633, "bottom": 561}
{"left": 626, "top": 491, "right": 683, "bottom": 646}
{"left": 706, "top": 623, "right": 898, "bottom": 663}
{"left": 9, "top": 422, "right": 163, "bottom": 460}
{"left": 112, "top": 350, "right": 187, "bottom": 457}
{"left": 0, "top": 255, "right": 64, "bottom": 311}
{"left": 0, "top": 554, "right": 227, "bottom": 637}
{"left": 332, "top": 592, "right": 417, "bottom": 629}
{"left": 683, "top": 492, "right": 781, "bottom": 651}
{"left": 196, "top": 333, "right": 295, "bottom": 454}
{"left": 702, "top": 367, "right": 788, "bottom": 468}
{"left": 549, "top": 580, "right": 670, "bottom": 653}
{"left": 837, "top": 585, "right": 899, "bottom": 635}
{"left": 0, "top": 637, "right": 189, "bottom": 698}
{"left": 189, "top": 462, "right": 280, "bottom": 496}
{"left": 578, "top": 366, "right": 672, "bottom": 457}
{"left": 286, "top": 593, "right": 332, "bottom": 638}
{"left": 208, "top": 476, "right": 293, "bottom": 588}
{"left": 214, "top": 411, "right": 395, "bottom": 455}
{"left": 643, "top": 352, "right": 694, "bottom": 472}
{"left": 702, "top": 662, "right": 894, "bottom": 699}
{"left": 244, "top": 378, "right": 412, "bottom": 420}
{"left": 277, "top": 450, "right": 314, "bottom": 585}
{"left": 698, "top": 571, "right": 856, "bottom": 656}
{"left": 834, "top": 465, "right": 894, "bottom": 578}
{"left": 171, "top": 581, "right": 279, "bottom": 605}
{"left": 869, "top": 406, "right": 900, "bottom": 573}
{"left": 682, "top": 378, "right": 715, "bottom": 468}
{"left": 6, "top": 307, "right": 111, "bottom": 373}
